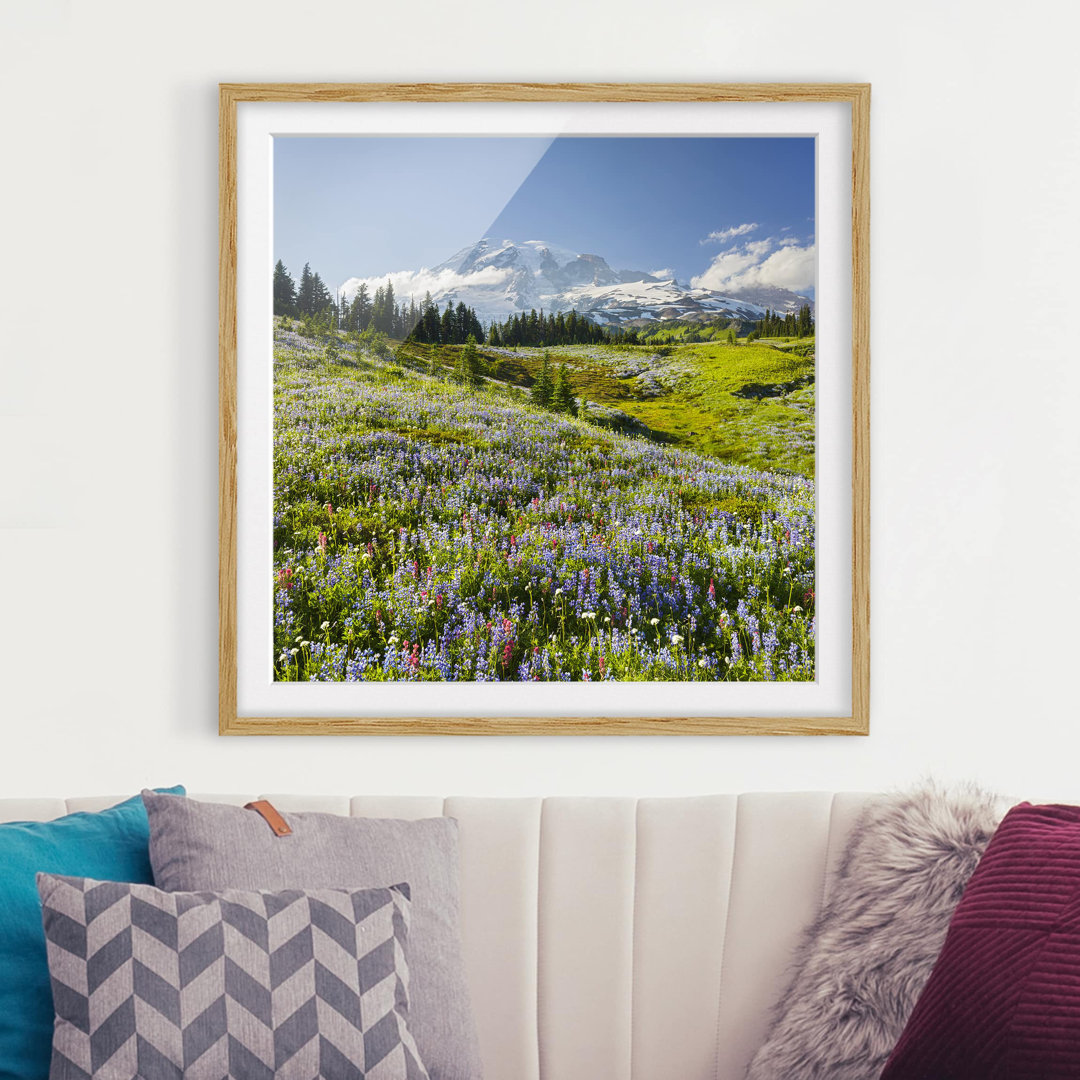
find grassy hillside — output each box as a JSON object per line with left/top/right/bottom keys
{"left": 272, "top": 326, "right": 815, "bottom": 683}
{"left": 397, "top": 336, "right": 815, "bottom": 477}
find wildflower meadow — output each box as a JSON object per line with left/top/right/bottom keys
{"left": 273, "top": 327, "right": 815, "bottom": 682}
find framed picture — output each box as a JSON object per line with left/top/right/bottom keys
{"left": 220, "top": 83, "right": 869, "bottom": 735}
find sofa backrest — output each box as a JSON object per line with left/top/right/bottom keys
{"left": 0, "top": 792, "right": 877, "bottom": 1080}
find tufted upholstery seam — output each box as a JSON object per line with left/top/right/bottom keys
{"left": 712, "top": 793, "right": 742, "bottom": 1080}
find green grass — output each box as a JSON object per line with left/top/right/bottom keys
{"left": 316, "top": 330, "right": 815, "bottom": 478}
{"left": 467, "top": 339, "right": 816, "bottom": 477}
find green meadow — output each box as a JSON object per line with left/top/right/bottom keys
{"left": 394, "top": 335, "right": 816, "bottom": 478}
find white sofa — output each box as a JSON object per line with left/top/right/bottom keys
{"left": 0, "top": 791, "right": 879, "bottom": 1080}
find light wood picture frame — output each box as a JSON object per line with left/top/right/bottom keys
{"left": 220, "top": 82, "right": 869, "bottom": 735}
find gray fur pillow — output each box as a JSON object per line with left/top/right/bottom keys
{"left": 745, "top": 783, "right": 1009, "bottom": 1080}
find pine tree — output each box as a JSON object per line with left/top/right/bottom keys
{"left": 382, "top": 282, "right": 396, "bottom": 335}
{"left": 551, "top": 363, "right": 576, "bottom": 416}
{"left": 273, "top": 260, "right": 297, "bottom": 317}
{"left": 532, "top": 350, "right": 554, "bottom": 407}
{"left": 369, "top": 281, "right": 396, "bottom": 336}
{"left": 297, "top": 263, "right": 315, "bottom": 316}
{"left": 456, "top": 335, "right": 481, "bottom": 387}
{"left": 310, "top": 271, "right": 332, "bottom": 314}
{"left": 422, "top": 293, "right": 440, "bottom": 343}
{"left": 469, "top": 307, "right": 486, "bottom": 344}
{"left": 346, "top": 283, "right": 370, "bottom": 332}
{"left": 438, "top": 302, "right": 455, "bottom": 343}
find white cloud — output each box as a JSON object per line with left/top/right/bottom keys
{"left": 339, "top": 265, "right": 514, "bottom": 302}
{"left": 691, "top": 237, "right": 816, "bottom": 294}
{"left": 701, "top": 222, "right": 759, "bottom": 245}
{"left": 648, "top": 267, "right": 676, "bottom": 281}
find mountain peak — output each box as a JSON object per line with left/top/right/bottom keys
{"left": 368, "top": 237, "right": 811, "bottom": 327}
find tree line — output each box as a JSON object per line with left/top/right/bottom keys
{"left": 485, "top": 308, "right": 613, "bottom": 347}
{"left": 274, "top": 260, "right": 626, "bottom": 347}
{"left": 274, "top": 259, "right": 813, "bottom": 349}
{"left": 753, "top": 304, "right": 814, "bottom": 339}
{"left": 274, "top": 261, "right": 424, "bottom": 339}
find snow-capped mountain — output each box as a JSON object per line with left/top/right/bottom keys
{"left": 358, "top": 238, "right": 813, "bottom": 328}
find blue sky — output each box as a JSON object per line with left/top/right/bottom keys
{"left": 274, "top": 136, "right": 815, "bottom": 297}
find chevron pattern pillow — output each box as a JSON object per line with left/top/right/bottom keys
{"left": 37, "top": 873, "right": 429, "bottom": 1080}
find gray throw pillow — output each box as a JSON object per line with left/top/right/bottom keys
{"left": 142, "top": 792, "right": 481, "bottom": 1080}
{"left": 37, "top": 872, "right": 427, "bottom": 1080}
{"left": 745, "top": 782, "right": 1008, "bottom": 1080}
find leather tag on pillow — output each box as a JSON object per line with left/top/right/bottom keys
{"left": 244, "top": 799, "right": 292, "bottom": 836}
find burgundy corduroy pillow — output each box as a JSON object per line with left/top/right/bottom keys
{"left": 880, "top": 802, "right": 1080, "bottom": 1080}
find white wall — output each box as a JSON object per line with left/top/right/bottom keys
{"left": 1, "top": 0, "right": 1078, "bottom": 801}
